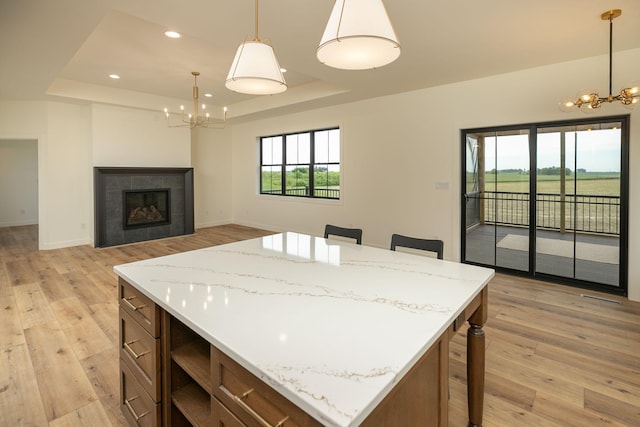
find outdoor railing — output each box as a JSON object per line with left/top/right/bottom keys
{"left": 468, "top": 191, "right": 620, "bottom": 235}
{"left": 262, "top": 187, "right": 340, "bottom": 199}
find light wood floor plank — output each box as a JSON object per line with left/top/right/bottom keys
{"left": 85, "top": 268, "right": 119, "bottom": 298}
{"left": 488, "top": 313, "right": 640, "bottom": 371}
{"left": 0, "top": 343, "right": 50, "bottom": 426}
{"left": 87, "top": 301, "right": 120, "bottom": 345}
{"left": 0, "top": 261, "right": 11, "bottom": 297}
{"left": 534, "top": 341, "right": 640, "bottom": 386}
{"left": 0, "top": 294, "right": 26, "bottom": 350}
{"left": 13, "top": 282, "right": 59, "bottom": 329}
{"left": 450, "top": 356, "right": 536, "bottom": 412}
{"left": 532, "top": 392, "right": 629, "bottom": 427}
{"left": 584, "top": 388, "right": 640, "bottom": 426}
{"left": 5, "top": 259, "right": 38, "bottom": 286}
{"left": 491, "top": 338, "right": 640, "bottom": 407}
{"left": 37, "top": 266, "right": 76, "bottom": 303}
{"left": 79, "top": 348, "right": 126, "bottom": 427}
{"left": 24, "top": 324, "right": 98, "bottom": 421}
{"left": 50, "top": 297, "right": 113, "bottom": 360}
{"left": 496, "top": 303, "right": 640, "bottom": 358}
{"left": 64, "top": 269, "right": 112, "bottom": 306}
{"left": 48, "top": 400, "right": 112, "bottom": 427}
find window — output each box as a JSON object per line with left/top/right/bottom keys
{"left": 260, "top": 128, "right": 340, "bottom": 199}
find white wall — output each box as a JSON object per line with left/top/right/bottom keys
{"left": 42, "top": 102, "right": 93, "bottom": 249}
{"left": 191, "top": 127, "right": 233, "bottom": 228}
{"left": 227, "top": 49, "right": 640, "bottom": 301}
{"left": 0, "top": 139, "right": 38, "bottom": 226}
{"left": 92, "top": 104, "right": 190, "bottom": 167}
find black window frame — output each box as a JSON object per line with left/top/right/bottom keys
{"left": 259, "top": 127, "right": 340, "bottom": 200}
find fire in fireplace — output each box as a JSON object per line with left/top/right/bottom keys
{"left": 123, "top": 189, "right": 171, "bottom": 229}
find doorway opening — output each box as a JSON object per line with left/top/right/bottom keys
{"left": 0, "top": 139, "right": 39, "bottom": 228}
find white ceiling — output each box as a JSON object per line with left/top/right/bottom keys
{"left": 1, "top": 0, "right": 639, "bottom": 122}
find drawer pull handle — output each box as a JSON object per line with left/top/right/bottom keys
{"left": 124, "top": 340, "right": 149, "bottom": 359}
{"left": 233, "top": 389, "right": 290, "bottom": 427}
{"left": 124, "top": 395, "right": 150, "bottom": 421}
{"left": 122, "top": 296, "right": 147, "bottom": 312}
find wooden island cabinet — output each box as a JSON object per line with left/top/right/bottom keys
{"left": 116, "top": 233, "right": 493, "bottom": 427}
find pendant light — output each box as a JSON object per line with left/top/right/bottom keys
{"left": 317, "top": 0, "right": 401, "bottom": 70}
{"left": 225, "top": 0, "right": 287, "bottom": 95}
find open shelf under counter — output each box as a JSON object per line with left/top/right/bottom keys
{"left": 171, "top": 383, "right": 211, "bottom": 427}
{"left": 171, "top": 339, "right": 212, "bottom": 395}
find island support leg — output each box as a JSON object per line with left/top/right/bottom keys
{"left": 466, "top": 322, "right": 485, "bottom": 427}
{"left": 466, "top": 286, "right": 487, "bottom": 427}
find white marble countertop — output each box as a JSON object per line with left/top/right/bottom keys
{"left": 114, "top": 232, "right": 494, "bottom": 426}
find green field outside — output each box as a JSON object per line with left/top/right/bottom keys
{"left": 476, "top": 172, "right": 620, "bottom": 196}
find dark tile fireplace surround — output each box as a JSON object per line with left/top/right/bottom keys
{"left": 94, "top": 167, "right": 194, "bottom": 247}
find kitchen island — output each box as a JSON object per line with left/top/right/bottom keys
{"left": 115, "top": 232, "right": 494, "bottom": 426}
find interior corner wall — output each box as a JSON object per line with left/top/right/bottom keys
{"left": 191, "top": 126, "right": 233, "bottom": 229}
{"left": 42, "top": 101, "right": 93, "bottom": 249}
{"left": 229, "top": 48, "right": 640, "bottom": 301}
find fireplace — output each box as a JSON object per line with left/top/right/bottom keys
{"left": 123, "top": 189, "right": 170, "bottom": 229}
{"left": 94, "top": 167, "right": 194, "bottom": 247}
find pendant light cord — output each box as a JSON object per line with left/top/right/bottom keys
{"left": 608, "top": 15, "right": 613, "bottom": 97}
{"left": 254, "top": 0, "right": 259, "bottom": 41}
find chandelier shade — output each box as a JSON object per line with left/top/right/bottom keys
{"left": 225, "top": 0, "right": 287, "bottom": 95}
{"left": 225, "top": 40, "right": 287, "bottom": 95}
{"left": 163, "top": 72, "right": 226, "bottom": 129}
{"left": 317, "top": 0, "right": 401, "bottom": 70}
{"left": 560, "top": 9, "right": 639, "bottom": 112}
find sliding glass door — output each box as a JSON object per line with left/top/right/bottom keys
{"left": 464, "top": 128, "right": 530, "bottom": 272}
{"left": 461, "top": 116, "right": 628, "bottom": 295}
{"left": 536, "top": 123, "right": 623, "bottom": 286}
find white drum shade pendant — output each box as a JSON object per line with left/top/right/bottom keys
{"left": 317, "top": 0, "right": 401, "bottom": 70}
{"left": 226, "top": 40, "right": 287, "bottom": 95}
{"left": 225, "top": 0, "right": 287, "bottom": 95}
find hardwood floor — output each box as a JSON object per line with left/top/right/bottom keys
{"left": 1, "top": 225, "right": 639, "bottom": 426}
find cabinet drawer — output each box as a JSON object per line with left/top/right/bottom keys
{"left": 119, "top": 277, "right": 160, "bottom": 337}
{"left": 211, "top": 347, "right": 321, "bottom": 427}
{"left": 120, "top": 358, "right": 160, "bottom": 427}
{"left": 213, "top": 396, "right": 247, "bottom": 427}
{"left": 120, "top": 307, "right": 161, "bottom": 402}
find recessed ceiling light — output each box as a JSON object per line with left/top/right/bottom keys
{"left": 280, "top": 68, "right": 287, "bottom": 73}
{"left": 204, "top": 93, "right": 213, "bottom": 97}
{"left": 109, "top": 74, "right": 120, "bottom": 79}
{"left": 164, "top": 30, "right": 181, "bottom": 39}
